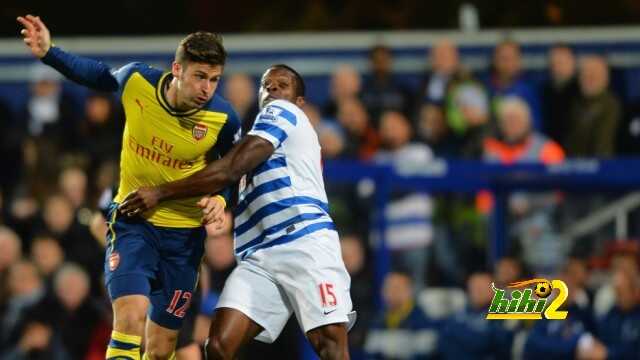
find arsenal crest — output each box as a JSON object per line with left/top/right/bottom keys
{"left": 192, "top": 123, "right": 208, "bottom": 141}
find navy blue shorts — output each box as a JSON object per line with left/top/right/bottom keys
{"left": 104, "top": 203, "right": 206, "bottom": 330}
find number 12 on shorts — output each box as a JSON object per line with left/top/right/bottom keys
{"left": 319, "top": 283, "right": 337, "bottom": 307}
{"left": 166, "top": 290, "right": 192, "bottom": 318}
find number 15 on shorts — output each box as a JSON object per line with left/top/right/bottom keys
{"left": 319, "top": 282, "right": 337, "bottom": 308}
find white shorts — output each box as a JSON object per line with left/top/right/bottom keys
{"left": 216, "top": 229, "right": 356, "bottom": 343}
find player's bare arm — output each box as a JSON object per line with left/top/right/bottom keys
{"left": 119, "top": 135, "right": 274, "bottom": 215}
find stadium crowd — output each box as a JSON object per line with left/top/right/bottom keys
{"left": 0, "top": 38, "right": 639, "bottom": 359}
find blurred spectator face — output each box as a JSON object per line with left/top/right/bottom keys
{"left": 85, "top": 94, "right": 112, "bottom": 124}
{"left": 549, "top": 46, "right": 576, "bottom": 84}
{"left": 430, "top": 39, "right": 459, "bottom": 75}
{"left": 494, "top": 41, "right": 522, "bottom": 81}
{"left": 0, "top": 226, "right": 22, "bottom": 271}
{"left": 302, "top": 103, "right": 322, "bottom": 128}
{"left": 382, "top": 272, "right": 413, "bottom": 311}
{"left": 59, "top": 167, "right": 88, "bottom": 209}
{"left": 224, "top": 73, "right": 255, "bottom": 114}
{"left": 611, "top": 253, "right": 639, "bottom": 279}
{"left": 613, "top": 269, "right": 639, "bottom": 311}
{"left": 340, "top": 235, "right": 365, "bottom": 275}
{"left": 44, "top": 195, "right": 74, "bottom": 234}
{"left": 318, "top": 125, "right": 345, "bottom": 159}
{"left": 379, "top": 111, "right": 412, "bottom": 150}
{"left": 370, "top": 46, "right": 393, "bottom": 78}
{"left": 494, "top": 257, "right": 522, "bottom": 286}
{"left": 498, "top": 98, "right": 532, "bottom": 143}
{"left": 337, "top": 98, "right": 369, "bottom": 136}
{"left": 32, "top": 79, "right": 60, "bottom": 97}
{"left": 565, "top": 258, "right": 588, "bottom": 289}
{"left": 579, "top": 56, "right": 609, "bottom": 97}
{"left": 54, "top": 265, "right": 90, "bottom": 311}
{"left": 30, "top": 65, "right": 61, "bottom": 97}
{"left": 454, "top": 83, "right": 489, "bottom": 127}
{"left": 8, "top": 261, "right": 42, "bottom": 297}
{"left": 31, "top": 236, "right": 64, "bottom": 276}
{"left": 467, "top": 272, "right": 494, "bottom": 309}
{"left": 330, "top": 64, "right": 361, "bottom": 99}
{"left": 417, "top": 104, "right": 447, "bottom": 142}
{"left": 205, "top": 212, "right": 235, "bottom": 271}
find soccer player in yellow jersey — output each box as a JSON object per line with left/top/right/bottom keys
{"left": 18, "top": 14, "right": 241, "bottom": 360}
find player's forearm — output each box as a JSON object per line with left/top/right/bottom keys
{"left": 41, "top": 46, "right": 119, "bottom": 92}
{"left": 157, "top": 136, "right": 274, "bottom": 202}
{"left": 157, "top": 159, "right": 237, "bottom": 201}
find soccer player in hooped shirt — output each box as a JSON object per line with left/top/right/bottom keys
{"left": 17, "top": 15, "right": 240, "bottom": 360}
{"left": 120, "top": 65, "right": 356, "bottom": 359}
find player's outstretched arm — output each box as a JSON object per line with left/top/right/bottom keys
{"left": 118, "top": 135, "right": 275, "bottom": 216}
{"left": 17, "top": 14, "right": 119, "bottom": 92}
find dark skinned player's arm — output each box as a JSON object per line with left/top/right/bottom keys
{"left": 157, "top": 135, "right": 275, "bottom": 201}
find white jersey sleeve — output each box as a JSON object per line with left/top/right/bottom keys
{"left": 248, "top": 102, "right": 298, "bottom": 149}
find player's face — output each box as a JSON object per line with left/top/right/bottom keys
{"left": 258, "top": 68, "right": 301, "bottom": 109}
{"left": 174, "top": 62, "right": 223, "bottom": 109}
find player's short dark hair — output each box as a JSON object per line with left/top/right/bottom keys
{"left": 270, "top": 64, "right": 306, "bottom": 97}
{"left": 176, "top": 32, "right": 227, "bottom": 67}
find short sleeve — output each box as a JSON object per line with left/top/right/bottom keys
{"left": 247, "top": 102, "right": 298, "bottom": 148}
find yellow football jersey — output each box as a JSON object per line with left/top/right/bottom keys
{"left": 111, "top": 63, "right": 240, "bottom": 227}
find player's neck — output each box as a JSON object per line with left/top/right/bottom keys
{"left": 164, "top": 77, "right": 191, "bottom": 112}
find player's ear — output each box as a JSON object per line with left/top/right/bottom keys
{"left": 295, "top": 96, "right": 305, "bottom": 108}
{"left": 171, "top": 62, "right": 183, "bottom": 79}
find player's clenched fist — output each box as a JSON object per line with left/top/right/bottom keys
{"left": 17, "top": 14, "right": 51, "bottom": 58}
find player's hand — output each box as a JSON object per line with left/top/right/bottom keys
{"left": 17, "top": 15, "right": 51, "bottom": 59}
{"left": 197, "top": 196, "right": 225, "bottom": 228}
{"left": 118, "top": 187, "right": 161, "bottom": 217}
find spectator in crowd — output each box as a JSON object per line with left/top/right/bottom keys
{"left": 487, "top": 40, "right": 542, "bottom": 130}
{"left": 523, "top": 264, "right": 604, "bottom": 360}
{"left": 494, "top": 257, "right": 524, "bottom": 288}
{"left": 1, "top": 261, "right": 45, "bottom": 351}
{"left": 3, "top": 263, "right": 110, "bottom": 360}
{"left": 484, "top": 97, "right": 566, "bottom": 273}
{"left": 593, "top": 248, "right": 639, "bottom": 319}
{"left": 374, "top": 111, "right": 434, "bottom": 289}
{"left": 541, "top": 44, "right": 580, "bottom": 144}
{"left": 415, "top": 103, "right": 460, "bottom": 158}
{"left": 0, "top": 226, "right": 22, "bottom": 312}
{"left": 361, "top": 45, "right": 414, "bottom": 123}
{"left": 39, "top": 194, "right": 103, "bottom": 296}
{"left": 223, "top": 73, "right": 259, "bottom": 134}
{"left": 420, "top": 39, "right": 461, "bottom": 105}
{"left": 440, "top": 272, "right": 515, "bottom": 359}
{"left": 58, "top": 166, "right": 88, "bottom": 211}
{"left": 364, "top": 271, "right": 440, "bottom": 359}
{"left": 317, "top": 122, "right": 346, "bottom": 160}
{"left": 340, "top": 234, "right": 374, "bottom": 357}
{"left": 597, "top": 267, "right": 640, "bottom": 359}
{"left": 445, "top": 70, "right": 490, "bottom": 158}
{"left": 29, "top": 235, "right": 64, "bottom": 284}
{"left": 77, "top": 93, "right": 122, "bottom": 169}
{"left": 565, "top": 55, "right": 621, "bottom": 157}
{"left": 302, "top": 102, "right": 323, "bottom": 129}
{"left": 19, "top": 64, "right": 79, "bottom": 181}
{"left": 323, "top": 64, "right": 362, "bottom": 118}
{"left": 336, "top": 98, "right": 379, "bottom": 160}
